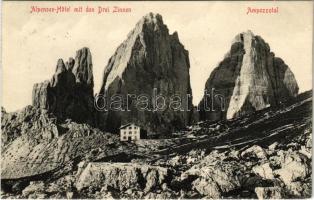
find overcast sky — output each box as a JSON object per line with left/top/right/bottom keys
{"left": 2, "top": 1, "right": 313, "bottom": 112}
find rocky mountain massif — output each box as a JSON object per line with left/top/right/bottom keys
{"left": 98, "top": 13, "right": 193, "bottom": 135}
{"left": 32, "top": 47, "right": 95, "bottom": 126}
{"left": 1, "top": 13, "right": 312, "bottom": 199}
{"left": 199, "top": 30, "right": 299, "bottom": 121}
{"left": 2, "top": 91, "right": 312, "bottom": 199}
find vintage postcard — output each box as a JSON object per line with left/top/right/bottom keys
{"left": 1, "top": 1, "right": 313, "bottom": 199}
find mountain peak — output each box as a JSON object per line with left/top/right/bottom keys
{"left": 232, "top": 30, "right": 255, "bottom": 44}
{"left": 32, "top": 47, "right": 95, "bottom": 125}
{"left": 101, "top": 13, "right": 174, "bottom": 92}
{"left": 199, "top": 31, "right": 298, "bottom": 121}
{"left": 73, "top": 47, "right": 93, "bottom": 88}
{"left": 242, "top": 30, "right": 254, "bottom": 36}
{"left": 99, "top": 13, "right": 192, "bottom": 134}
{"left": 142, "top": 12, "right": 163, "bottom": 24}
{"left": 55, "top": 59, "right": 66, "bottom": 73}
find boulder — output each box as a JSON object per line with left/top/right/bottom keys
{"left": 305, "top": 137, "right": 312, "bottom": 148}
{"left": 185, "top": 159, "right": 243, "bottom": 197}
{"left": 192, "top": 178, "right": 221, "bottom": 198}
{"left": 255, "top": 187, "right": 282, "bottom": 199}
{"left": 252, "top": 163, "right": 274, "bottom": 180}
{"left": 299, "top": 146, "right": 311, "bottom": 159}
{"left": 274, "top": 152, "right": 309, "bottom": 185}
{"left": 268, "top": 142, "right": 278, "bottom": 152}
{"left": 22, "top": 181, "right": 46, "bottom": 197}
{"left": 241, "top": 145, "right": 268, "bottom": 160}
{"left": 144, "top": 190, "right": 177, "bottom": 199}
{"left": 286, "top": 181, "right": 303, "bottom": 197}
{"left": 241, "top": 175, "right": 277, "bottom": 191}
{"left": 76, "top": 162, "right": 169, "bottom": 192}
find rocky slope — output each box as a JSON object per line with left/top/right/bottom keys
{"left": 199, "top": 30, "right": 299, "bottom": 121}
{"left": 1, "top": 91, "right": 311, "bottom": 199}
{"left": 98, "top": 13, "right": 193, "bottom": 135}
{"left": 1, "top": 105, "right": 123, "bottom": 180}
{"left": 32, "top": 47, "right": 95, "bottom": 125}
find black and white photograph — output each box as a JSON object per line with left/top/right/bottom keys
{"left": 1, "top": 1, "right": 313, "bottom": 199}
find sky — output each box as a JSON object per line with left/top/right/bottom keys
{"left": 2, "top": 1, "right": 313, "bottom": 112}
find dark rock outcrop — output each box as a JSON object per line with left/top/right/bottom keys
{"left": 32, "top": 47, "right": 95, "bottom": 125}
{"left": 98, "top": 13, "right": 193, "bottom": 135}
{"left": 199, "top": 30, "right": 299, "bottom": 121}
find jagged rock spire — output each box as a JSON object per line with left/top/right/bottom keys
{"left": 32, "top": 47, "right": 95, "bottom": 125}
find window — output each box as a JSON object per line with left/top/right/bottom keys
{"left": 134, "top": 127, "right": 138, "bottom": 129}
{"left": 124, "top": 131, "right": 126, "bottom": 135}
{"left": 129, "top": 131, "right": 132, "bottom": 134}
{"left": 123, "top": 136, "right": 126, "bottom": 140}
{"left": 129, "top": 126, "right": 132, "bottom": 129}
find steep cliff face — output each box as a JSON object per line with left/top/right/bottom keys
{"left": 98, "top": 13, "right": 193, "bottom": 135}
{"left": 199, "top": 30, "right": 299, "bottom": 121}
{"left": 32, "top": 47, "right": 95, "bottom": 125}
